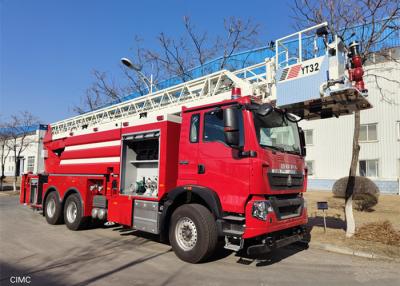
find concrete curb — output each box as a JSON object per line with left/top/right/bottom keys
{"left": 310, "top": 241, "right": 400, "bottom": 262}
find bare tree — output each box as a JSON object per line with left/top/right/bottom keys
{"left": 6, "top": 112, "right": 40, "bottom": 192}
{"left": 75, "top": 16, "right": 261, "bottom": 113}
{"left": 291, "top": 0, "right": 400, "bottom": 237}
{"left": 0, "top": 122, "right": 11, "bottom": 191}
{"left": 217, "top": 17, "right": 260, "bottom": 69}
{"left": 74, "top": 70, "right": 126, "bottom": 114}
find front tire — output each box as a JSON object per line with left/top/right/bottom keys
{"left": 169, "top": 204, "right": 218, "bottom": 263}
{"left": 44, "top": 192, "right": 63, "bottom": 225}
{"left": 64, "top": 193, "right": 88, "bottom": 230}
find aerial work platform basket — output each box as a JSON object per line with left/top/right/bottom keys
{"left": 273, "top": 23, "right": 371, "bottom": 119}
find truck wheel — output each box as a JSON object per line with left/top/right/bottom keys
{"left": 64, "top": 193, "right": 88, "bottom": 230}
{"left": 44, "top": 192, "right": 63, "bottom": 225}
{"left": 169, "top": 204, "right": 218, "bottom": 263}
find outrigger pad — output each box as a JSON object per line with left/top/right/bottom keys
{"left": 280, "top": 87, "right": 372, "bottom": 120}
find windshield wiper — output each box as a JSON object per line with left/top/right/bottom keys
{"left": 260, "top": 144, "right": 285, "bottom": 152}
{"left": 260, "top": 144, "right": 301, "bottom": 155}
{"left": 285, "top": 150, "right": 301, "bottom": 155}
{"left": 286, "top": 145, "right": 301, "bottom": 155}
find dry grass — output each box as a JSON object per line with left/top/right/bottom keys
{"left": 304, "top": 191, "right": 400, "bottom": 258}
{"left": 355, "top": 221, "right": 400, "bottom": 246}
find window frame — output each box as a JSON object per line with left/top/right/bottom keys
{"left": 189, "top": 114, "right": 200, "bottom": 143}
{"left": 359, "top": 159, "right": 379, "bottom": 178}
{"left": 306, "top": 160, "right": 315, "bottom": 176}
{"left": 304, "top": 129, "right": 313, "bottom": 146}
{"left": 359, "top": 123, "right": 378, "bottom": 142}
{"left": 202, "top": 108, "right": 244, "bottom": 147}
{"left": 27, "top": 156, "right": 35, "bottom": 173}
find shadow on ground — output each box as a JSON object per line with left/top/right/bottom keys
{"left": 110, "top": 224, "right": 310, "bottom": 266}
{"left": 308, "top": 216, "right": 346, "bottom": 230}
{"left": 0, "top": 262, "right": 68, "bottom": 286}
{"left": 233, "top": 240, "right": 310, "bottom": 267}
{"left": 0, "top": 239, "right": 172, "bottom": 286}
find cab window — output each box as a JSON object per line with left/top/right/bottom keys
{"left": 189, "top": 114, "right": 200, "bottom": 143}
{"left": 203, "top": 109, "right": 244, "bottom": 146}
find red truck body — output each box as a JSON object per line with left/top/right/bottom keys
{"left": 20, "top": 95, "right": 308, "bottom": 262}
{"left": 19, "top": 23, "right": 373, "bottom": 263}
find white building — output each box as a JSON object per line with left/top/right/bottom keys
{"left": 1, "top": 125, "right": 47, "bottom": 177}
{"left": 300, "top": 55, "right": 400, "bottom": 194}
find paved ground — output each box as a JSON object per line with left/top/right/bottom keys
{"left": 0, "top": 196, "right": 399, "bottom": 286}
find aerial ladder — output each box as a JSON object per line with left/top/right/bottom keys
{"left": 50, "top": 23, "right": 371, "bottom": 140}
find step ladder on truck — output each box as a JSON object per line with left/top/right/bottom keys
{"left": 20, "top": 23, "right": 371, "bottom": 263}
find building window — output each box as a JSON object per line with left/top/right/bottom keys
{"left": 27, "top": 156, "right": 35, "bottom": 172}
{"left": 306, "top": 160, "right": 314, "bottom": 176}
{"left": 359, "top": 123, "right": 377, "bottom": 142}
{"left": 359, "top": 159, "right": 379, "bottom": 177}
{"left": 304, "top": 130, "right": 313, "bottom": 145}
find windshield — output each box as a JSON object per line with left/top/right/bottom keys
{"left": 253, "top": 110, "right": 301, "bottom": 154}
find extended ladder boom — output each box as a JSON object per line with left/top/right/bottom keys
{"left": 51, "top": 23, "right": 371, "bottom": 140}
{"left": 51, "top": 63, "right": 270, "bottom": 140}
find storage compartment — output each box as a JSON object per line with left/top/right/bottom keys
{"left": 133, "top": 200, "right": 160, "bottom": 234}
{"left": 120, "top": 131, "right": 160, "bottom": 197}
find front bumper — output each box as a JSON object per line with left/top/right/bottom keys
{"left": 243, "top": 195, "right": 308, "bottom": 239}
{"left": 246, "top": 226, "right": 306, "bottom": 256}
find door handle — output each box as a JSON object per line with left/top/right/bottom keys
{"left": 179, "top": 160, "right": 189, "bottom": 165}
{"left": 198, "top": 164, "right": 205, "bottom": 174}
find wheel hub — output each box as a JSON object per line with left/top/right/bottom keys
{"left": 175, "top": 217, "right": 197, "bottom": 251}
{"left": 66, "top": 201, "right": 78, "bottom": 223}
{"left": 46, "top": 198, "right": 56, "bottom": 218}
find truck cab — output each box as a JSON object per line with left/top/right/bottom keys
{"left": 173, "top": 94, "right": 307, "bottom": 258}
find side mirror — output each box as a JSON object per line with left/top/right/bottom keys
{"left": 256, "top": 104, "right": 273, "bottom": 117}
{"left": 223, "top": 108, "right": 240, "bottom": 148}
{"left": 299, "top": 128, "right": 307, "bottom": 157}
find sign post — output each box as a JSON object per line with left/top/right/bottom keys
{"left": 317, "top": 201, "right": 328, "bottom": 233}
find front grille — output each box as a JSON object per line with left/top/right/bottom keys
{"left": 267, "top": 172, "right": 303, "bottom": 190}
{"left": 269, "top": 196, "right": 304, "bottom": 220}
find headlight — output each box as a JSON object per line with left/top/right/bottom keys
{"left": 252, "top": 201, "right": 273, "bottom": 221}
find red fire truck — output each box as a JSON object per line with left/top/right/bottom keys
{"left": 20, "top": 23, "right": 369, "bottom": 263}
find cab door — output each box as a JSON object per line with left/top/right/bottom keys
{"left": 197, "top": 107, "right": 250, "bottom": 213}
{"left": 177, "top": 113, "right": 201, "bottom": 185}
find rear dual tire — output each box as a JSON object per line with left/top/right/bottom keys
{"left": 169, "top": 204, "right": 218, "bottom": 263}
{"left": 44, "top": 192, "right": 63, "bottom": 225}
{"left": 44, "top": 192, "right": 89, "bottom": 230}
{"left": 63, "top": 193, "right": 89, "bottom": 230}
